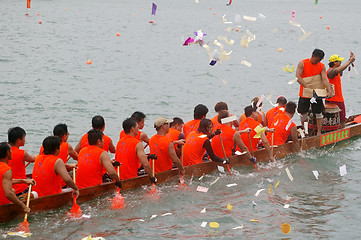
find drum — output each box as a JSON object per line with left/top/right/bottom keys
{"left": 308, "top": 103, "right": 341, "bottom": 134}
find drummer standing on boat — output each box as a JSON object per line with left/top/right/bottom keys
{"left": 296, "top": 49, "right": 333, "bottom": 136}
{"left": 325, "top": 51, "right": 356, "bottom": 128}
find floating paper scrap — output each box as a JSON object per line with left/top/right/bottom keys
{"left": 258, "top": 13, "right": 266, "bottom": 19}
{"left": 304, "top": 122, "right": 309, "bottom": 135}
{"left": 81, "top": 236, "right": 106, "bottom": 240}
{"left": 252, "top": 201, "right": 257, "bottom": 206}
{"left": 221, "top": 79, "right": 228, "bottom": 85}
{"left": 232, "top": 225, "right": 244, "bottom": 230}
{"left": 6, "top": 232, "right": 32, "bottom": 238}
{"left": 283, "top": 204, "right": 290, "bottom": 209}
{"left": 151, "top": 3, "right": 157, "bottom": 15}
{"left": 150, "top": 214, "right": 157, "bottom": 219}
{"left": 200, "top": 208, "right": 206, "bottom": 213}
{"left": 221, "top": 115, "right": 237, "bottom": 124}
{"left": 201, "top": 222, "right": 207, "bottom": 227}
{"left": 199, "top": 134, "right": 207, "bottom": 138}
{"left": 138, "top": 219, "right": 145, "bottom": 222}
{"left": 194, "top": 30, "right": 207, "bottom": 42}
{"left": 227, "top": 183, "right": 237, "bottom": 187}
{"left": 195, "top": 0, "right": 199, "bottom": 3}
{"left": 199, "top": 174, "right": 205, "bottom": 180}
{"left": 209, "top": 222, "right": 220, "bottom": 228}
{"left": 210, "top": 177, "right": 220, "bottom": 186}
{"left": 274, "top": 180, "right": 280, "bottom": 189}
{"left": 235, "top": 150, "right": 246, "bottom": 155}
{"left": 297, "top": 128, "right": 305, "bottom": 138}
{"left": 243, "top": 16, "right": 257, "bottom": 21}
{"left": 217, "top": 165, "right": 225, "bottom": 173}
{"left": 288, "top": 77, "right": 297, "bottom": 84}
{"left": 227, "top": 203, "right": 233, "bottom": 211}
{"left": 218, "top": 36, "right": 234, "bottom": 45}
{"left": 268, "top": 184, "right": 272, "bottom": 194}
{"left": 226, "top": 26, "right": 233, "bottom": 32}
{"left": 289, "top": 21, "right": 301, "bottom": 27}
{"left": 222, "top": 15, "right": 227, "bottom": 23}
{"left": 340, "top": 164, "right": 347, "bottom": 176}
{"left": 82, "top": 214, "right": 91, "bottom": 218}
{"left": 250, "top": 219, "right": 259, "bottom": 222}
{"left": 183, "top": 37, "right": 194, "bottom": 46}
{"left": 299, "top": 31, "right": 311, "bottom": 42}
{"left": 161, "top": 213, "right": 172, "bottom": 216}
{"left": 254, "top": 125, "right": 265, "bottom": 138}
{"left": 285, "top": 167, "right": 294, "bottom": 181}
{"left": 197, "top": 186, "right": 209, "bottom": 193}
{"left": 241, "top": 60, "right": 252, "bottom": 67}
{"left": 266, "top": 178, "right": 274, "bottom": 183}
{"left": 286, "top": 196, "right": 292, "bottom": 201}
{"left": 312, "top": 170, "right": 319, "bottom": 179}
{"left": 282, "top": 64, "right": 295, "bottom": 73}
{"left": 255, "top": 189, "right": 265, "bottom": 196}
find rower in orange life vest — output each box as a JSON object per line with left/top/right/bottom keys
{"left": 32, "top": 136, "right": 79, "bottom": 198}
{"left": 211, "top": 110, "right": 256, "bottom": 163}
{"left": 183, "top": 104, "right": 208, "bottom": 139}
{"left": 326, "top": 51, "right": 356, "bottom": 129}
{"left": 0, "top": 142, "right": 34, "bottom": 211}
{"left": 239, "top": 106, "right": 275, "bottom": 161}
{"left": 266, "top": 96, "right": 287, "bottom": 128}
{"left": 76, "top": 130, "right": 122, "bottom": 189}
{"left": 115, "top": 118, "right": 156, "bottom": 184}
{"left": 183, "top": 118, "right": 228, "bottom": 166}
{"left": 75, "top": 115, "right": 116, "bottom": 154}
{"left": 267, "top": 102, "right": 300, "bottom": 152}
{"left": 210, "top": 102, "right": 239, "bottom": 131}
{"left": 296, "top": 48, "right": 333, "bottom": 136}
{"left": 119, "top": 111, "right": 150, "bottom": 146}
{"left": 7, "top": 127, "right": 36, "bottom": 201}
{"left": 165, "top": 117, "right": 185, "bottom": 158}
{"left": 239, "top": 97, "right": 267, "bottom": 127}
{"left": 149, "top": 117, "right": 185, "bottom": 174}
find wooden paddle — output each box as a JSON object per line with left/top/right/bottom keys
{"left": 17, "top": 184, "right": 32, "bottom": 232}
{"left": 110, "top": 166, "right": 124, "bottom": 209}
{"left": 146, "top": 158, "right": 159, "bottom": 199}
{"left": 248, "top": 132, "right": 257, "bottom": 170}
{"left": 69, "top": 168, "right": 82, "bottom": 218}
{"left": 25, "top": 162, "right": 31, "bottom": 168}
{"left": 270, "top": 132, "right": 274, "bottom": 158}
{"left": 179, "top": 146, "right": 186, "bottom": 186}
{"left": 219, "top": 133, "right": 232, "bottom": 174}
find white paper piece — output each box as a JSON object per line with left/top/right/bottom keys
{"left": 285, "top": 167, "right": 294, "bottom": 181}
{"left": 340, "top": 164, "right": 347, "bottom": 176}
{"left": 199, "top": 134, "right": 207, "bottom": 138}
{"left": 6, "top": 232, "right": 32, "bottom": 238}
{"left": 304, "top": 122, "right": 309, "bottom": 135}
{"left": 210, "top": 177, "right": 220, "bottom": 186}
{"left": 243, "top": 15, "right": 257, "bottom": 21}
{"left": 232, "top": 225, "right": 244, "bottom": 229}
{"left": 252, "top": 201, "right": 257, "bottom": 206}
{"left": 286, "top": 196, "right": 292, "bottom": 201}
{"left": 297, "top": 128, "right": 305, "bottom": 138}
{"left": 224, "top": 21, "right": 233, "bottom": 24}
{"left": 289, "top": 21, "right": 301, "bottom": 27}
{"left": 227, "top": 183, "right": 237, "bottom": 187}
{"left": 298, "top": 31, "right": 311, "bottom": 42}
{"left": 241, "top": 60, "right": 252, "bottom": 67}
{"left": 258, "top": 13, "right": 266, "bottom": 19}
{"left": 197, "top": 186, "right": 209, "bottom": 193}
{"left": 255, "top": 189, "right": 265, "bottom": 196}
{"left": 138, "top": 219, "right": 145, "bottom": 222}
{"left": 217, "top": 165, "right": 225, "bottom": 173}
{"left": 201, "top": 222, "right": 207, "bottom": 227}
{"left": 199, "top": 174, "right": 204, "bottom": 180}
{"left": 312, "top": 170, "right": 319, "bottom": 179}
{"left": 150, "top": 215, "right": 157, "bottom": 219}
{"left": 235, "top": 150, "right": 246, "bottom": 155}
{"left": 288, "top": 77, "right": 298, "bottom": 84}
{"left": 283, "top": 204, "right": 290, "bottom": 208}
{"left": 221, "top": 115, "right": 237, "bottom": 124}
{"left": 200, "top": 208, "right": 206, "bottom": 213}
{"left": 226, "top": 26, "right": 233, "bottom": 32}
{"left": 161, "top": 213, "right": 172, "bottom": 216}
{"left": 82, "top": 214, "right": 91, "bottom": 218}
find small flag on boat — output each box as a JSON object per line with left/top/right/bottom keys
{"left": 151, "top": 3, "right": 157, "bottom": 15}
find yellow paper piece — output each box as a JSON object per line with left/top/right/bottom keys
{"left": 268, "top": 184, "right": 272, "bottom": 194}
{"left": 209, "top": 222, "right": 220, "bottom": 228}
{"left": 274, "top": 180, "right": 280, "bottom": 189}
{"left": 243, "top": 16, "right": 257, "bottom": 21}
{"left": 214, "top": 40, "right": 222, "bottom": 47}
{"left": 202, "top": 44, "right": 213, "bottom": 61}
{"left": 226, "top": 26, "right": 233, "bottom": 32}
{"left": 227, "top": 203, "right": 233, "bottom": 211}
{"left": 241, "top": 60, "right": 252, "bottom": 67}
{"left": 240, "top": 36, "right": 249, "bottom": 48}
{"left": 250, "top": 219, "right": 259, "bottom": 222}
{"left": 281, "top": 223, "right": 291, "bottom": 234}
{"left": 222, "top": 15, "right": 227, "bottom": 23}
{"left": 7, "top": 232, "right": 32, "bottom": 238}
{"left": 282, "top": 64, "right": 295, "bottom": 73}
{"left": 253, "top": 126, "right": 265, "bottom": 138}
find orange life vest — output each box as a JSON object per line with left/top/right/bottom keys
{"left": 239, "top": 118, "right": 260, "bottom": 152}
{"left": 8, "top": 147, "right": 27, "bottom": 194}
{"left": 40, "top": 142, "right": 69, "bottom": 163}
{"left": 32, "top": 155, "right": 62, "bottom": 197}
{"left": 266, "top": 106, "right": 285, "bottom": 128}
{"left": 326, "top": 68, "right": 343, "bottom": 102}
{"left": 80, "top": 133, "right": 111, "bottom": 152}
{"left": 0, "top": 162, "right": 11, "bottom": 205}
{"left": 210, "top": 114, "right": 221, "bottom": 131}
{"left": 267, "top": 113, "right": 296, "bottom": 146}
{"left": 182, "top": 131, "right": 208, "bottom": 166}
{"left": 299, "top": 58, "right": 324, "bottom": 98}
{"left": 183, "top": 119, "right": 201, "bottom": 139}
{"left": 76, "top": 146, "right": 105, "bottom": 189}
{"left": 120, "top": 130, "right": 141, "bottom": 141}
{"left": 239, "top": 111, "right": 264, "bottom": 126}
{"left": 149, "top": 134, "right": 173, "bottom": 173}
{"left": 116, "top": 135, "right": 141, "bottom": 180}
{"left": 211, "top": 124, "right": 236, "bottom": 158}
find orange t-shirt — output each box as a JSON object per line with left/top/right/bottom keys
{"left": 32, "top": 155, "right": 62, "bottom": 197}
{"left": 183, "top": 131, "right": 208, "bottom": 166}
{"left": 119, "top": 130, "right": 141, "bottom": 141}
{"left": 266, "top": 106, "right": 285, "bottom": 128}
{"left": 149, "top": 134, "right": 173, "bottom": 173}
{"left": 299, "top": 58, "right": 324, "bottom": 98}
{"left": 166, "top": 128, "right": 181, "bottom": 142}
{"left": 267, "top": 113, "right": 296, "bottom": 146}
{"left": 76, "top": 146, "right": 105, "bottom": 189}
{"left": 211, "top": 124, "right": 236, "bottom": 158}
{"left": 326, "top": 68, "right": 343, "bottom": 102}
{"left": 0, "top": 162, "right": 11, "bottom": 205}
{"left": 239, "top": 118, "right": 260, "bottom": 152}
{"left": 239, "top": 111, "right": 264, "bottom": 126}
{"left": 211, "top": 114, "right": 221, "bottom": 131}
{"left": 8, "top": 147, "right": 27, "bottom": 194}
{"left": 80, "top": 132, "right": 111, "bottom": 152}
{"left": 183, "top": 119, "right": 201, "bottom": 139}
{"left": 40, "top": 142, "right": 69, "bottom": 163}
{"left": 116, "top": 135, "right": 141, "bottom": 180}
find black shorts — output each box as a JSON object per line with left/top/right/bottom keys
{"left": 297, "top": 97, "right": 324, "bottom": 114}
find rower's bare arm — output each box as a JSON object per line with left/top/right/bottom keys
{"left": 290, "top": 126, "right": 301, "bottom": 152}
{"left": 260, "top": 132, "right": 275, "bottom": 161}
{"left": 74, "top": 140, "right": 81, "bottom": 154}
{"left": 54, "top": 159, "right": 79, "bottom": 198}
{"left": 3, "top": 170, "right": 29, "bottom": 213}
{"left": 168, "top": 142, "right": 184, "bottom": 175}
{"left": 329, "top": 51, "right": 356, "bottom": 78}
{"left": 140, "top": 132, "right": 150, "bottom": 144}
{"left": 100, "top": 152, "right": 120, "bottom": 182}
{"left": 68, "top": 144, "right": 78, "bottom": 160}
{"left": 23, "top": 151, "right": 36, "bottom": 163}
{"left": 136, "top": 142, "right": 153, "bottom": 177}
{"left": 12, "top": 178, "right": 35, "bottom": 186}
{"left": 233, "top": 132, "right": 252, "bottom": 160}
{"left": 296, "top": 61, "right": 310, "bottom": 88}
{"left": 173, "top": 139, "right": 186, "bottom": 145}
{"left": 108, "top": 139, "right": 116, "bottom": 154}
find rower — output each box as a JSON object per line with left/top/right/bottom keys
{"left": 183, "top": 104, "right": 209, "bottom": 139}
{"left": 165, "top": 117, "right": 185, "bottom": 158}
{"left": 182, "top": 118, "right": 227, "bottom": 166}
{"left": 239, "top": 97, "right": 266, "bottom": 126}
{"left": 32, "top": 136, "right": 79, "bottom": 198}
{"left": 266, "top": 96, "right": 287, "bottom": 128}
{"left": 239, "top": 106, "right": 275, "bottom": 161}
{"left": 149, "top": 117, "right": 185, "bottom": 175}
{"left": 76, "top": 130, "right": 122, "bottom": 189}
{"left": 119, "top": 111, "right": 150, "bottom": 145}
{"left": 7, "top": 127, "right": 36, "bottom": 201}
{"left": 115, "top": 118, "right": 155, "bottom": 183}
{"left": 267, "top": 102, "right": 300, "bottom": 152}
{"left": 211, "top": 110, "right": 255, "bottom": 163}
{"left": 0, "top": 142, "right": 34, "bottom": 211}
{"left": 210, "top": 102, "right": 239, "bottom": 131}
{"left": 74, "top": 115, "right": 116, "bottom": 154}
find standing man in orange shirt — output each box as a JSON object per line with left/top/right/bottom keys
{"left": 75, "top": 115, "right": 116, "bottom": 154}
{"left": 149, "top": 117, "right": 185, "bottom": 174}
{"left": 7, "top": 127, "right": 36, "bottom": 201}
{"left": 183, "top": 104, "right": 208, "bottom": 139}
{"left": 296, "top": 49, "right": 333, "bottom": 135}
{"left": 166, "top": 117, "right": 185, "bottom": 157}
{"left": 115, "top": 118, "right": 155, "bottom": 183}
{"left": 325, "top": 51, "right": 355, "bottom": 128}
{"left": 76, "top": 130, "right": 122, "bottom": 189}
{"left": 266, "top": 96, "right": 287, "bottom": 128}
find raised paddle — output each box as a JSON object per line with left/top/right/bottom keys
{"left": 248, "top": 132, "right": 257, "bottom": 170}
{"left": 110, "top": 166, "right": 124, "bottom": 209}
{"left": 219, "top": 133, "right": 232, "bottom": 175}
{"left": 17, "top": 184, "right": 32, "bottom": 232}
{"left": 68, "top": 168, "right": 82, "bottom": 218}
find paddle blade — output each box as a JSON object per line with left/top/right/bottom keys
{"left": 110, "top": 189, "right": 124, "bottom": 209}
{"left": 146, "top": 184, "right": 160, "bottom": 200}
{"left": 352, "top": 115, "right": 361, "bottom": 123}
{"left": 17, "top": 219, "right": 29, "bottom": 233}
{"left": 226, "top": 164, "right": 232, "bottom": 175}
{"left": 177, "top": 175, "right": 187, "bottom": 189}
{"left": 68, "top": 195, "right": 82, "bottom": 219}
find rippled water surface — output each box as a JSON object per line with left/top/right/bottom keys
{"left": 1, "top": 0, "right": 361, "bottom": 238}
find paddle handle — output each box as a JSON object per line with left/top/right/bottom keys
{"left": 152, "top": 159, "right": 155, "bottom": 177}
{"left": 25, "top": 162, "right": 31, "bottom": 168}
{"left": 219, "top": 133, "right": 232, "bottom": 175}
{"left": 117, "top": 166, "right": 120, "bottom": 177}
{"left": 24, "top": 184, "right": 32, "bottom": 221}
{"left": 181, "top": 145, "right": 184, "bottom": 165}
{"left": 271, "top": 132, "right": 274, "bottom": 157}
{"left": 248, "top": 132, "right": 255, "bottom": 156}
{"left": 73, "top": 167, "right": 76, "bottom": 184}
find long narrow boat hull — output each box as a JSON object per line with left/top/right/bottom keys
{"left": 1, "top": 121, "right": 360, "bottom": 224}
